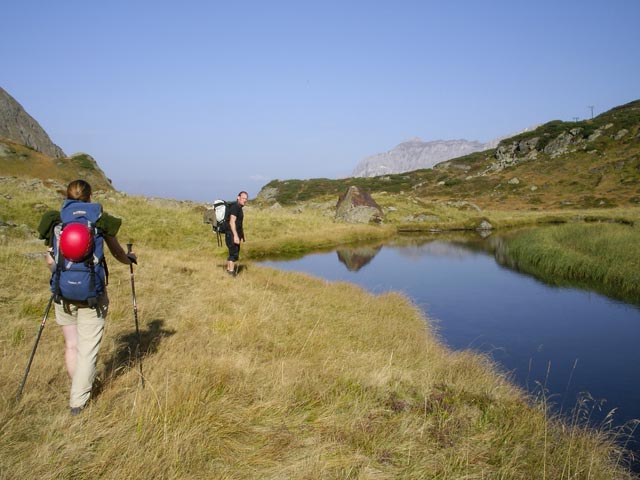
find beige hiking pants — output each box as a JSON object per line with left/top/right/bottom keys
{"left": 54, "top": 296, "right": 108, "bottom": 409}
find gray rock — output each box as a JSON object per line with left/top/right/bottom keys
{"left": 517, "top": 137, "right": 540, "bottom": 154}
{"left": 544, "top": 131, "right": 583, "bottom": 158}
{"left": 335, "top": 186, "right": 384, "bottom": 224}
{"left": 491, "top": 139, "right": 539, "bottom": 172}
{"left": 615, "top": 129, "right": 629, "bottom": 140}
{"left": 588, "top": 130, "right": 603, "bottom": 142}
{"left": 477, "top": 220, "right": 493, "bottom": 231}
{"left": 256, "top": 186, "right": 279, "bottom": 203}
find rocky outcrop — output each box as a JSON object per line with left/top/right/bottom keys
{"left": 486, "top": 123, "right": 630, "bottom": 174}
{"left": 335, "top": 186, "right": 384, "bottom": 224}
{"left": 255, "top": 186, "right": 278, "bottom": 204}
{"left": 0, "top": 87, "right": 65, "bottom": 158}
{"left": 491, "top": 137, "right": 540, "bottom": 171}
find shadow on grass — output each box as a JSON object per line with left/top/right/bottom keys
{"left": 94, "top": 319, "right": 176, "bottom": 396}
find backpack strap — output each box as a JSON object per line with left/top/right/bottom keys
{"left": 85, "top": 257, "right": 98, "bottom": 309}
{"left": 53, "top": 253, "right": 64, "bottom": 304}
{"left": 52, "top": 224, "right": 64, "bottom": 304}
{"left": 101, "top": 256, "right": 109, "bottom": 286}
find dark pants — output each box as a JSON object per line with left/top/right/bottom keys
{"left": 225, "top": 232, "right": 240, "bottom": 262}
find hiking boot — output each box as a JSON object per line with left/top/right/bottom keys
{"left": 70, "top": 406, "right": 84, "bottom": 416}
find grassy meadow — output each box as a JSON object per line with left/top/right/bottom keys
{"left": 501, "top": 222, "right": 640, "bottom": 303}
{"left": 1, "top": 177, "right": 638, "bottom": 478}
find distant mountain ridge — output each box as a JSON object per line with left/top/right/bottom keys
{"left": 353, "top": 137, "right": 488, "bottom": 177}
{"left": 352, "top": 138, "right": 485, "bottom": 177}
{"left": 0, "top": 87, "right": 65, "bottom": 158}
{"left": 352, "top": 128, "right": 538, "bottom": 177}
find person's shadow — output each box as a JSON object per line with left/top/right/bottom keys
{"left": 93, "top": 319, "right": 176, "bottom": 396}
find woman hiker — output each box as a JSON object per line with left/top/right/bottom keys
{"left": 38, "top": 179, "right": 137, "bottom": 415}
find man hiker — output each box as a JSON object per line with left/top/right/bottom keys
{"left": 38, "top": 179, "right": 137, "bottom": 415}
{"left": 226, "top": 191, "right": 248, "bottom": 276}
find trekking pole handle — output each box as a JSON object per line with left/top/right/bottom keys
{"left": 126, "top": 243, "right": 137, "bottom": 265}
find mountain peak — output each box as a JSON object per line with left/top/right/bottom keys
{"left": 353, "top": 138, "right": 487, "bottom": 177}
{"left": 0, "top": 87, "right": 65, "bottom": 158}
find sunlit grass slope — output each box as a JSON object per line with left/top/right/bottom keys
{"left": 0, "top": 178, "right": 636, "bottom": 478}
{"left": 0, "top": 139, "right": 113, "bottom": 191}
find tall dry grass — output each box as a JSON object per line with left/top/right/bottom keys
{"left": 0, "top": 177, "right": 637, "bottom": 478}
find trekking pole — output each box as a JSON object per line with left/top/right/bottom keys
{"left": 127, "top": 243, "right": 144, "bottom": 388}
{"left": 16, "top": 294, "right": 55, "bottom": 402}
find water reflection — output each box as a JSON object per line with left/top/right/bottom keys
{"left": 336, "top": 245, "right": 382, "bottom": 271}
{"left": 261, "top": 231, "right": 640, "bottom": 459}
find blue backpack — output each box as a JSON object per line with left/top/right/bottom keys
{"left": 51, "top": 200, "right": 108, "bottom": 309}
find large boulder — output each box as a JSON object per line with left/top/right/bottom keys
{"left": 335, "top": 186, "right": 384, "bottom": 224}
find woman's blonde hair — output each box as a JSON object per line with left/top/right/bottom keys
{"left": 66, "top": 179, "right": 92, "bottom": 202}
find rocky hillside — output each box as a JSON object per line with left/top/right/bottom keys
{"left": 258, "top": 99, "right": 640, "bottom": 210}
{"left": 352, "top": 138, "right": 486, "bottom": 177}
{"left": 0, "top": 87, "right": 113, "bottom": 190}
{"left": 0, "top": 87, "right": 65, "bottom": 158}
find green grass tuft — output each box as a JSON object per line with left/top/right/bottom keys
{"left": 504, "top": 223, "right": 640, "bottom": 303}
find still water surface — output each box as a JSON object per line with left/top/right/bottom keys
{"left": 261, "top": 233, "right": 640, "bottom": 449}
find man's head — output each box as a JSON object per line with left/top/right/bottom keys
{"left": 237, "top": 191, "right": 248, "bottom": 206}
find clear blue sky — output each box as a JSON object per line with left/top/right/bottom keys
{"left": 3, "top": 0, "right": 639, "bottom": 202}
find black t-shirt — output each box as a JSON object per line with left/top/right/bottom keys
{"left": 227, "top": 201, "right": 244, "bottom": 239}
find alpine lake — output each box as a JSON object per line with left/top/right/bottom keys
{"left": 260, "top": 228, "right": 640, "bottom": 462}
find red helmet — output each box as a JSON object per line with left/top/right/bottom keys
{"left": 59, "top": 223, "right": 93, "bottom": 261}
